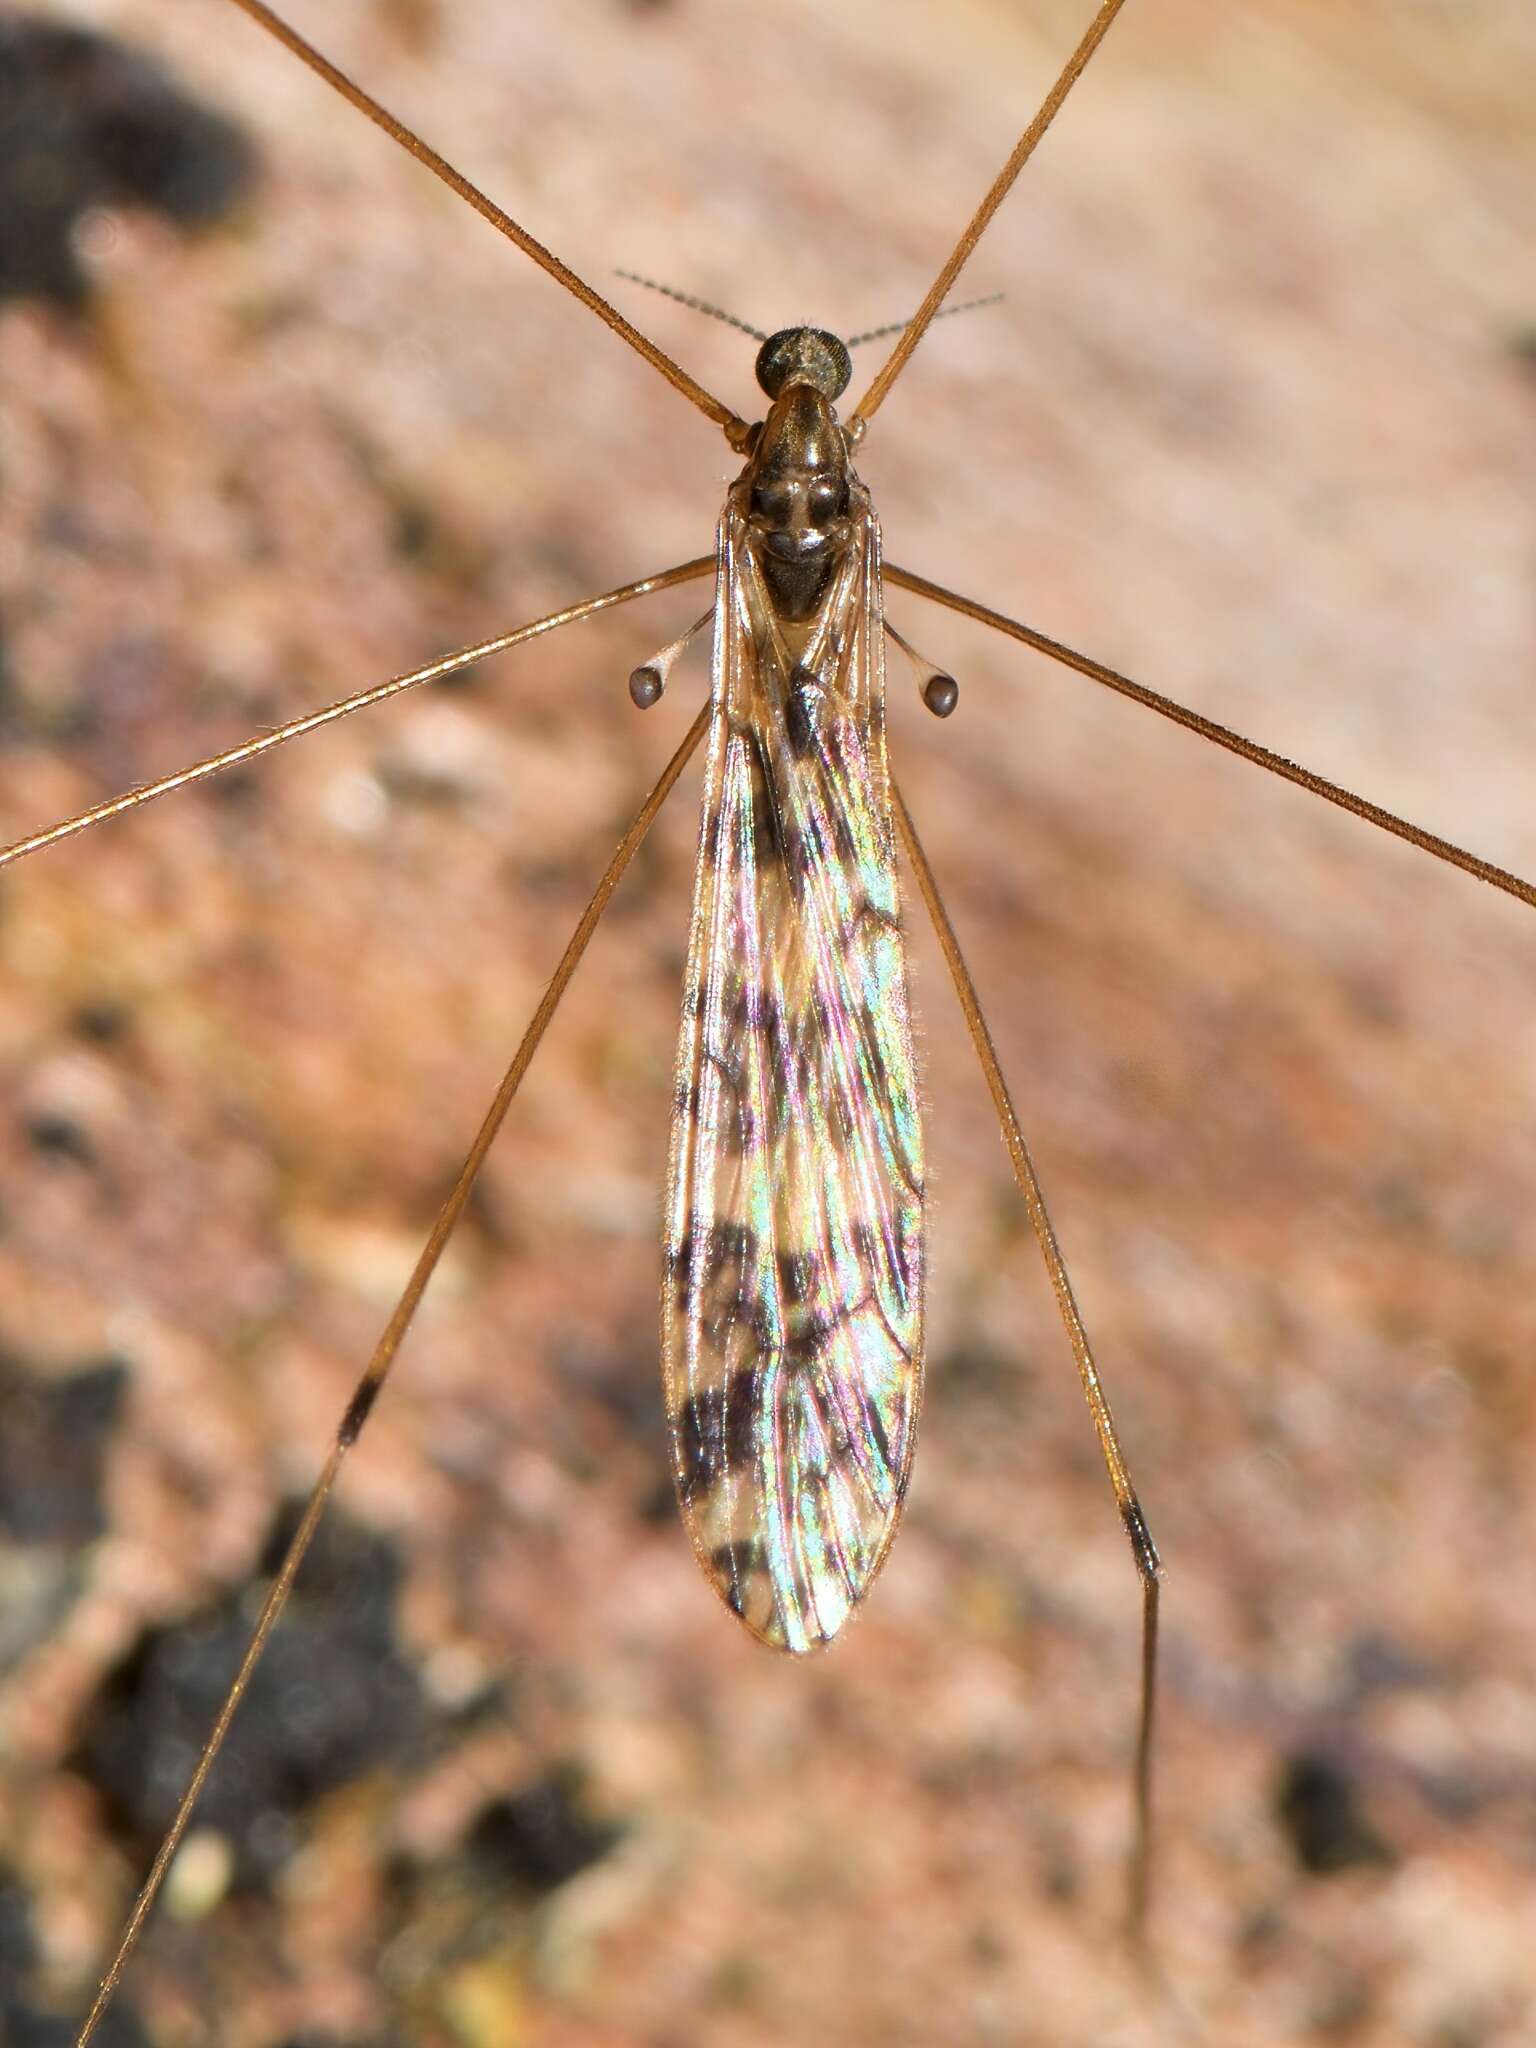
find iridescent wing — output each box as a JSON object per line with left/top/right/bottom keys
{"left": 663, "top": 494, "right": 925, "bottom": 1653}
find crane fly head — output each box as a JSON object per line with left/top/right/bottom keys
{"left": 753, "top": 326, "right": 852, "bottom": 405}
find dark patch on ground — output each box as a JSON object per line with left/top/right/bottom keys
{"left": 578, "top": 1344, "right": 672, "bottom": 1462}
{"left": 72, "top": 1506, "right": 428, "bottom": 1889}
{"left": 23, "top": 1112, "right": 97, "bottom": 1169}
{"left": 0, "top": 1864, "right": 149, "bottom": 2048}
{"left": 0, "top": 12, "right": 255, "bottom": 311}
{"left": 467, "top": 1769, "right": 621, "bottom": 1893}
{"left": 0, "top": 1998, "right": 150, "bottom": 2048}
{"left": 1275, "top": 1750, "right": 1395, "bottom": 1877}
{"left": 0, "top": 1868, "right": 35, "bottom": 1995}
{"left": 71, "top": 1000, "right": 130, "bottom": 1047}
{"left": 0, "top": 1354, "right": 126, "bottom": 1546}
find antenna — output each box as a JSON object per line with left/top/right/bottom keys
{"left": 615, "top": 270, "right": 767, "bottom": 341}
{"left": 845, "top": 293, "right": 1003, "bottom": 349}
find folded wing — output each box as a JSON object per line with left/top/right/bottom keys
{"left": 663, "top": 499, "right": 925, "bottom": 1653}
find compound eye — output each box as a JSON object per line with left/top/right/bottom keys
{"left": 807, "top": 479, "right": 847, "bottom": 527}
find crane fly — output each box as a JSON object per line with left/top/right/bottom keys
{"left": 1, "top": 0, "right": 1532, "bottom": 2040}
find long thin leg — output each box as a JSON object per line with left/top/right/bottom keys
{"left": 73, "top": 700, "right": 711, "bottom": 2048}
{"left": 854, "top": 0, "right": 1131, "bottom": 425}
{"left": 892, "top": 776, "right": 1161, "bottom": 1938}
{"left": 224, "top": 0, "right": 743, "bottom": 441}
{"left": 887, "top": 562, "right": 1536, "bottom": 914}
{"left": 0, "top": 558, "right": 712, "bottom": 871}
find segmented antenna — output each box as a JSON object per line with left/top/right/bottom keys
{"left": 615, "top": 270, "right": 768, "bottom": 341}
{"left": 845, "top": 293, "right": 1003, "bottom": 349}
{"left": 615, "top": 274, "right": 1002, "bottom": 355}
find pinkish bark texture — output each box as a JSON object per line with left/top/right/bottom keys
{"left": 1, "top": 1, "right": 1535, "bottom": 2043}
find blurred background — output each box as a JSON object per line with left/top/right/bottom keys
{"left": 0, "top": 0, "right": 1534, "bottom": 2042}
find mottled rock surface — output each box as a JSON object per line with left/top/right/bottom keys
{"left": 1, "top": 1, "right": 1534, "bottom": 2043}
